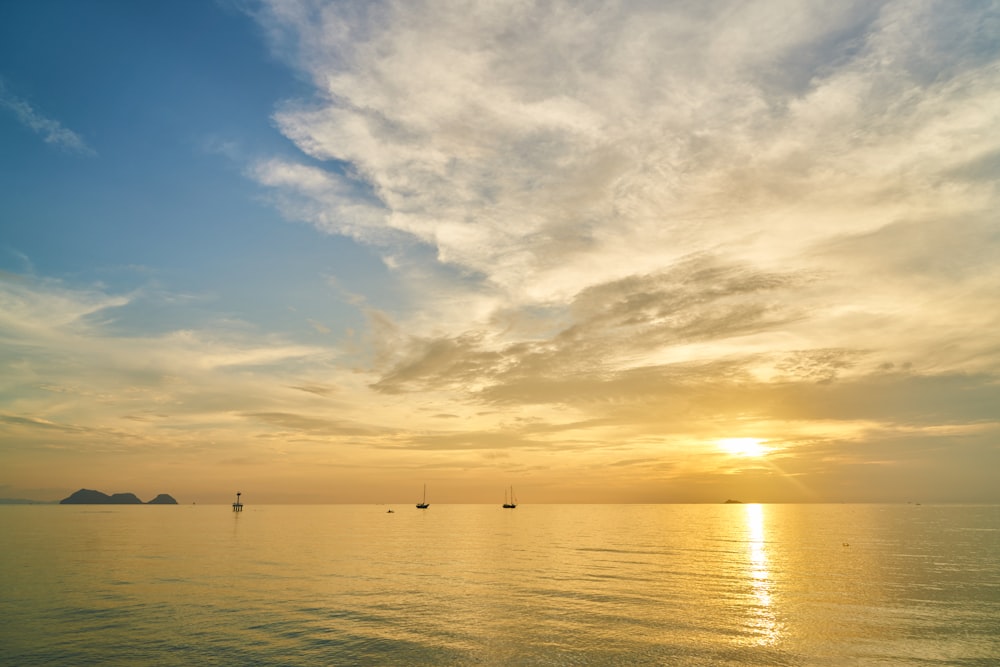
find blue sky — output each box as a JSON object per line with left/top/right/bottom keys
{"left": 2, "top": 0, "right": 999, "bottom": 503}
{"left": 1, "top": 1, "right": 392, "bottom": 339}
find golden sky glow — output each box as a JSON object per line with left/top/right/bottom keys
{"left": 1, "top": 1, "right": 999, "bottom": 504}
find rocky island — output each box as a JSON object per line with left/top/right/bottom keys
{"left": 60, "top": 489, "right": 178, "bottom": 504}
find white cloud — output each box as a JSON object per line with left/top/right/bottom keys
{"left": 0, "top": 275, "right": 128, "bottom": 337}
{"left": 242, "top": 0, "right": 1000, "bottom": 389}
{"left": 0, "top": 81, "right": 96, "bottom": 155}
{"left": 0, "top": 275, "right": 350, "bottom": 448}
{"left": 250, "top": 1, "right": 999, "bottom": 315}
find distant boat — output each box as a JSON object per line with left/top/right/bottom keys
{"left": 503, "top": 486, "right": 517, "bottom": 509}
{"left": 416, "top": 484, "right": 429, "bottom": 509}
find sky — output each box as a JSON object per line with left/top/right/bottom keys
{"left": 1, "top": 0, "right": 998, "bottom": 504}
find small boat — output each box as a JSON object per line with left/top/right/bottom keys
{"left": 416, "top": 484, "right": 429, "bottom": 509}
{"left": 503, "top": 486, "right": 517, "bottom": 509}
{"left": 386, "top": 508, "right": 394, "bottom": 513}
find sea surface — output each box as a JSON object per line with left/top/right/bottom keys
{"left": 1, "top": 503, "right": 998, "bottom": 666}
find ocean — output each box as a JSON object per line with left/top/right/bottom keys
{"left": 1, "top": 503, "right": 997, "bottom": 665}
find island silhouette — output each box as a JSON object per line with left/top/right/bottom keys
{"left": 60, "top": 489, "right": 178, "bottom": 504}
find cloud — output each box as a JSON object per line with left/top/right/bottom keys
{"left": 242, "top": 411, "right": 388, "bottom": 436}
{"left": 0, "top": 80, "right": 96, "bottom": 155}
{"left": 0, "top": 274, "right": 350, "bottom": 456}
{"left": 235, "top": 1, "right": 1000, "bottom": 492}
{"left": 370, "top": 254, "right": 805, "bottom": 395}
{"left": 250, "top": 0, "right": 1000, "bottom": 318}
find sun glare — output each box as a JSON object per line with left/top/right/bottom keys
{"left": 718, "top": 437, "right": 768, "bottom": 457}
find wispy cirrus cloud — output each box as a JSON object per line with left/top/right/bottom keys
{"left": 247, "top": 1, "right": 1000, "bottom": 363}
{"left": 0, "top": 80, "right": 96, "bottom": 155}
{"left": 0, "top": 274, "right": 344, "bottom": 449}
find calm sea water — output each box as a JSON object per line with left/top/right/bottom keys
{"left": 1, "top": 504, "right": 998, "bottom": 666}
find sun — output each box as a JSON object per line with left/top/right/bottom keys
{"left": 718, "top": 437, "right": 769, "bottom": 457}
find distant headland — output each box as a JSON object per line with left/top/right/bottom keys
{"left": 59, "top": 489, "right": 178, "bottom": 505}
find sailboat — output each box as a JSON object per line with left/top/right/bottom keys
{"left": 416, "top": 484, "right": 429, "bottom": 509}
{"left": 503, "top": 486, "right": 517, "bottom": 509}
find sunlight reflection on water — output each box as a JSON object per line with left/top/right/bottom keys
{"left": 1, "top": 504, "right": 998, "bottom": 665}
{"left": 743, "top": 503, "right": 781, "bottom": 647}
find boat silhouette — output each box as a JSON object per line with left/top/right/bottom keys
{"left": 503, "top": 486, "right": 517, "bottom": 509}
